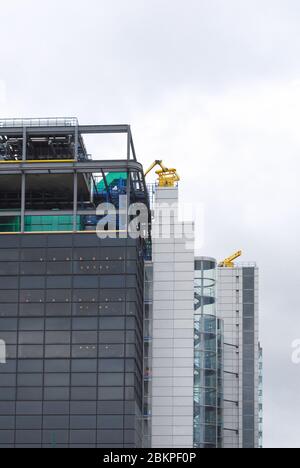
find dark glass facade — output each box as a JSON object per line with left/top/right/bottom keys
{"left": 0, "top": 233, "right": 144, "bottom": 448}
{"left": 242, "top": 267, "right": 255, "bottom": 449}
{"left": 143, "top": 262, "right": 153, "bottom": 448}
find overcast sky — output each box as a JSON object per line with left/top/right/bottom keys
{"left": 1, "top": 0, "right": 300, "bottom": 448}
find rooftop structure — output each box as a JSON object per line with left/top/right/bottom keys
{"left": 0, "top": 118, "right": 149, "bottom": 233}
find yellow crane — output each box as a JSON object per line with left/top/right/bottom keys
{"left": 219, "top": 250, "right": 242, "bottom": 268}
{"left": 144, "top": 160, "right": 180, "bottom": 187}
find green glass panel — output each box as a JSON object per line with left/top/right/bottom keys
{"left": 96, "top": 172, "right": 127, "bottom": 191}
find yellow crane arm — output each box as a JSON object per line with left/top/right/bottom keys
{"left": 219, "top": 250, "right": 242, "bottom": 268}
{"left": 144, "top": 160, "right": 164, "bottom": 177}
{"left": 144, "top": 160, "right": 180, "bottom": 187}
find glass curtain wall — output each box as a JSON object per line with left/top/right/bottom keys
{"left": 194, "top": 258, "right": 223, "bottom": 448}
{"left": 143, "top": 262, "right": 153, "bottom": 447}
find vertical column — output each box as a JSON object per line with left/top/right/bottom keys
{"left": 130, "top": 131, "right": 137, "bottom": 162}
{"left": 74, "top": 125, "right": 79, "bottom": 232}
{"left": 22, "top": 127, "right": 27, "bottom": 161}
{"left": 74, "top": 125, "right": 79, "bottom": 161}
{"left": 21, "top": 173, "right": 26, "bottom": 233}
{"left": 126, "top": 171, "right": 130, "bottom": 237}
{"left": 127, "top": 127, "right": 131, "bottom": 160}
{"left": 73, "top": 172, "right": 78, "bottom": 232}
{"left": 21, "top": 127, "right": 27, "bottom": 232}
{"left": 126, "top": 128, "right": 131, "bottom": 236}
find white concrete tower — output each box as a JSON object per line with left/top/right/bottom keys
{"left": 151, "top": 186, "right": 195, "bottom": 448}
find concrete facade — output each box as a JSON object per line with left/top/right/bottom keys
{"left": 151, "top": 187, "right": 195, "bottom": 448}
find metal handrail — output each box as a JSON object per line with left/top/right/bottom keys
{"left": 0, "top": 117, "right": 78, "bottom": 128}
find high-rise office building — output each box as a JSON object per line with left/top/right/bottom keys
{"left": 0, "top": 118, "right": 148, "bottom": 448}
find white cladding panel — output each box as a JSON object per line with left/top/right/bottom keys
{"left": 151, "top": 187, "right": 195, "bottom": 448}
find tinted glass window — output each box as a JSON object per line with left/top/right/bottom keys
{"left": 71, "top": 360, "right": 97, "bottom": 373}
{"left": 98, "top": 359, "right": 125, "bottom": 373}
{"left": 72, "top": 318, "right": 98, "bottom": 331}
{"left": 100, "top": 318, "right": 125, "bottom": 330}
{"left": 98, "top": 374, "right": 124, "bottom": 386}
{"left": 19, "top": 304, "right": 44, "bottom": 317}
{"left": 45, "top": 332, "right": 71, "bottom": 344}
{"left": 44, "top": 388, "right": 69, "bottom": 401}
{"left": 99, "top": 331, "right": 125, "bottom": 343}
{"left": 98, "top": 415, "right": 123, "bottom": 429}
{"left": 45, "top": 318, "right": 71, "bottom": 331}
{"left": 44, "top": 360, "right": 70, "bottom": 373}
{"left": 72, "top": 331, "right": 97, "bottom": 344}
{"left": 18, "top": 332, "right": 44, "bottom": 345}
{"left": 18, "top": 345, "right": 44, "bottom": 359}
{"left": 98, "top": 387, "right": 124, "bottom": 400}
{"left": 43, "top": 402, "right": 69, "bottom": 414}
{"left": 0, "top": 277, "right": 18, "bottom": 290}
{"left": 16, "top": 402, "right": 43, "bottom": 415}
{"left": 46, "top": 277, "right": 72, "bottom": 289}
{"left": 19, "top": 319, "right": 44, "bottom": 331}
{"left": 0, "top": 304, "right": 18, "bottom": 317}
{"left": 73, "top": 276, "right": 98, "bottom": 289}
{"left": 17, "top": 374, "right": 43, "bottom": 386}
{"left": 20, "top": 277, "right": 45, "bottom": 289}
{"left": 18, "top": 360, "right": 43, "bottom": 373}
{"left": 99, "top": 345, "right": 124, "bottom": 358}
{"left": 71, "top": 388, "right": 97, "bottom": 401}
{"left": 44, "top": 374, "right": 70, "bottom": 387}
{"left": 20, "top": 263, "right": 46, "bottom": 275}
{"left": 45, "top": 304, "right": 72, "bottom": 316}
{"left": 71, "top": 374, "right": 97, "bottom": 387}
{"left": 45, "top": 345, "right": 71, "bottom": 359}
{"left": 72, "top": 345, "right": 97, "bottom": 358}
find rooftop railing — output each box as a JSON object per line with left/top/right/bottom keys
{"left": 0, "top": 117, "right": 78, "bottom": 128}
{"left": 235, "top": 262, "right": 257, "bottom": 268}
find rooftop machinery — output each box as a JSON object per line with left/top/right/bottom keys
{"left": 144, "top": 160, "right": 180, "bottom": 187}
{"left": 218, "top": 250, "right": 242, "bottom": 268}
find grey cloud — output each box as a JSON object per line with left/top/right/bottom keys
{"left": 1, "top": 0, "right": 300, "bottom": 447}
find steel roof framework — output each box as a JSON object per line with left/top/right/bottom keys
{"left": 0, "top": 121, "right": 147, "bottom": 233}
